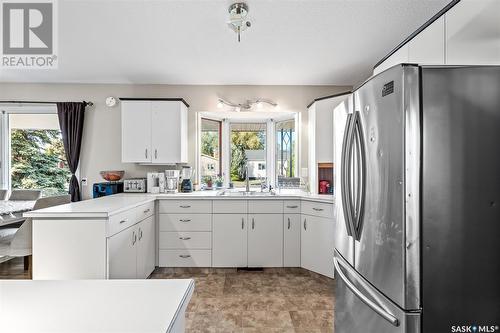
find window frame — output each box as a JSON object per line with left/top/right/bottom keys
{"left": 199, "top": 117, "right": 223, "bottom": 181}
{"left": 196, "top": 112, "right": 299, "bottom": 189}
{"left": 0, "top": 104, "right": 77, "bottom": 193}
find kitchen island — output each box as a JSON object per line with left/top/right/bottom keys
{"left": 26, "top": 191, "right": 335, "bottom": 279}
{"left": 0, "top": 279, "right": 194, "bottom": 333}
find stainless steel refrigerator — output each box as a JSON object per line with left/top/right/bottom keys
{"left": 333, "top": 64, "right": 500, "bottom": 333}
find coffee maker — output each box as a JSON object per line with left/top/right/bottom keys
{"left": 180, "top": 166, "right": 193, "bottom": 193}
{"left": 165, "top": 170, "right": 180, "bottom": 194}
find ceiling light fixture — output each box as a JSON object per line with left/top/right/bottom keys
{"left": 227, "top": 2, "right": 251, "bottom": 42}
{"left": 217, "top": 98, "right": 278, "bottom": 111}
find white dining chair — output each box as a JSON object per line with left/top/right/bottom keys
{"left": 0, "top": 194, "right": 71, "bottom": 278}
{"left": 8, "top": 189, "right": 42, "bottom": 201}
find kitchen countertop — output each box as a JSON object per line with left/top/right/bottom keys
{"left": 25, "top": 190, "right": 334, "bottom": 219}
{"left": 0, "top": 279, "right": 194, "bottom": 333}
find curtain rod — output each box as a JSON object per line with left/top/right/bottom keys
{"left": 0, "top": 100, "right": 93, "bottom": 107}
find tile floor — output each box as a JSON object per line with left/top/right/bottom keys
{"left": 150, "top": 268, "right": 335, "bottom": 333}
{"left": 0, "top": 259, "right": 335, "bottom": 332}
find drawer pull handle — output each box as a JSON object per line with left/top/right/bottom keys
{"left": 304, "top": 218, "right": 307, "bottom": 230}
{"left": 119, "top": 219, "right": 127, "bottom": 224}
{"left": 179, "top": 237, "right": 191, "bottom": 240}
{"left": 132, "top": 231, "right": 137, "bottom": 245}
{"left": 179, "top": 254, "right": 191, "bottom": 258}
{"left": 143, "top": 209, "right": 150, "bottom": 214}
{"left": 179, "top": 219, "right": 191, "bottom": 223}
{"left": 286, "top": 205, "right": 298, "bottom": 208}
{"left": 180, "top": 205, "right": 191, "bottom": 208}
{"left": 313, "top": 208, "right": 324, "bottom": 211}
{"left": 138, "top": 228, "right": 143, "bottom": 241}
{"left": 287, "top": 217, "right": 291, "bottom": 230}
{"left": 252, "top": 218, "right": 255, "bottom": 230}
{"left": 241, "top": 218, "right": 245, "bottom": 229}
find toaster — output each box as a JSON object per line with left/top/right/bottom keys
{"left": 123, "top": 178, "right": 147, "bottom": 193}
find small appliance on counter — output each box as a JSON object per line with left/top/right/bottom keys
{"left": 318, "top": 180, "right": 331, "bottom": 194}
{"left": 165, "top": 170, "right": 180, "bottom": 194}
{"left": 123, "top": 178, "right": 147, "bottom": 193}
{"left": 180, "top": 166, "right": 194, "bottom": 193}
{"left": 93, "top": 182, "right": 124, "bottom": 198}
{"left": 147, "top": 172, "right": 165, "bottom": 193}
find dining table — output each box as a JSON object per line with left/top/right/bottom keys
{"left": 0, "top": 200, "right": 36, "bottom": 227}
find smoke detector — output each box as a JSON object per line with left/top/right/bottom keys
{"left": 227, "top": 2, "right": 251, "bottom": 42}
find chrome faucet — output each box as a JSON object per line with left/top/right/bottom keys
{"left": 245, "top": 164, "right": 250, "bottom": 193}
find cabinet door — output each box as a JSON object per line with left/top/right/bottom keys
{"left": 284, "top": 214, "right": 301, "bottom": 267}
{"left": 212, "top": 214, "right": 247, "bottom": 267}
{"left": 108, "top": 226, "right": 137, "bottom": 279}
{"left": 445, "top": 0, "right": 500, "bottom": 65}
{"left": 301, "top": 215, "right": 334, "bottom": 278}
{"left": 151, "top": 102, "right": 188, "bottom": 164}
{"left": 136, "top": 216, "right": 156, "bottom": 279}
{"left": 248, "top": 214, "right": 283, "bottom": 267}
{"left": 121, "top": 101, "right": 152, "bottom": 163}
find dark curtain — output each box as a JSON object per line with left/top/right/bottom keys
{"left": 57, "top": 102, "right": 86, "bottom": 202}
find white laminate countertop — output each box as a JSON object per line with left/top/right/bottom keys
{"left": 24, "top": 190, "right": 334, "bottom": 219}
{"left": 0, "top": 279, "right": 194, "bottom": 333}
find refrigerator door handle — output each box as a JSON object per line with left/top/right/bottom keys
{"left": 353, "top": 111, "right": 367, "bottom": 241}
{"left": 334, "top": 255, "right": 400, "bottom": 327}
{"left": 341, "top": 113, "right": 356, "bottom": 236}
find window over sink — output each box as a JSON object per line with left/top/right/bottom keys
{"left": 197, "top": 111, "right": 299, "bottom": 190}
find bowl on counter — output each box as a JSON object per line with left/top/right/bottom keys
{"left": 100, "top": 170, "right": 125, "bottom": 182}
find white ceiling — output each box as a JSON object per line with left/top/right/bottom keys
{"left": 0, "top": 0, "right": 450, "bottom": 85}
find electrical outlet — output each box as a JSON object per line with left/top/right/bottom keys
{"left": 81, "top": 178, "right": 88, "bottom": 186}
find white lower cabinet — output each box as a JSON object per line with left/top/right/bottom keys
{"left": 284, "top": 214, "right": 301, "bottom": 267}
{"left": 136, "top": 216, "right": 156, "bottom": 279}
{"left": 212, "top": 214, "right": 247, "bottom": 267}
{"left": 301, "top": 214, "right": 335, "bottom": 278}
{"left": 248, "top": 214, "right": 283, "bottom": 267}
{"left": 108, "top": 224, "right": 137, "bottom": 279}
{"left": 108, "top": 216, "right": 155, "bottom": 279}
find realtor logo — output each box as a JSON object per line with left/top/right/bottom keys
{"left": 1, "top": 0, "right": 57, "bottom": 68}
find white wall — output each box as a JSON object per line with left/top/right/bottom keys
{"left": 0, "top": 83, "right": 350, "bottom": 199}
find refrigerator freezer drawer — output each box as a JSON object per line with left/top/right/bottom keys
{"left": 334, "top": 251, "right": 420, "bottom": 333}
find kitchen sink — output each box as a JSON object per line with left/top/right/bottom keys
{"left": 217, "top": 190, "right": 276, "bottom": 197}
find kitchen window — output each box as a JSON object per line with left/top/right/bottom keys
{"left": 200, "top": 118, "right": 222, "bottom": 183}
{"left": 0, "top": 105, "right": 71, "bottom": 196}
{"left": 230, "top": 122, "right": 267, "bottom": 189}
{"left": 275, "top": 118, "right": 298, "bottom": 188}
{"left": 197, "top": 112, "right": 298, "bottom": 189}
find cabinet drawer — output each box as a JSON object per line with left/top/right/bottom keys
{"left": 283, "top": 200, "right": 301, "bottom": 214}
{"left": 158, "top": 200, "right": 212, "bottom": 214}
{"left": 159, "top": 232, "right": 212, "bottom": 249}
{"left": 108, "top": 209, "right": 136, "bottom": 236}
{"left": 213, "top": 200, "right": 247, "bottom": 214}
{"left": 301, "top": 200, "right": 333, "bottom": 219}
{"left": 159, "top": 214, "right": 212, "bottom": 231}
{"left": 248, "top": 200, "right": 283, "bottom": 214}
{"left": 159, "top": 250, "right": 212, "bottom": 267}
{"left": 136, "top": 202, "right": 155, "bottom": 221}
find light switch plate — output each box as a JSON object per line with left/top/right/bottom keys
{"left": 81, "top": 178, "right": 88, "bottom": 186}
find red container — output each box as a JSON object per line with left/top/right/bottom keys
{"left": 319, "top": 180, "right": 330, "bottom": 194}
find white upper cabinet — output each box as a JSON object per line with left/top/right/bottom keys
{"left": 308, "top": 94, "right": 349, "bottom": 194}
{"left": 121, "top": 99, "right": 189, "bottom": 164}
{"left": 151, "top": 101, "right": 188, "bottom": 164}
{"left": 374, "top": 0, "right": 500, "bottom": 74}
{"left": 445, "top": 0, "right": 500, "bottom": 65}
{"left": 121, "top": 101, "right": 152, "bottom": 163}
{"left": 408, "top": 16, "right": 445, "bottom": 65}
